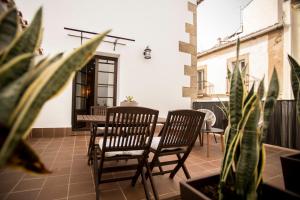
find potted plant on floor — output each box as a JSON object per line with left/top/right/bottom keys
{"left": 180, "top": 40, "right": 300, "bottom": 200}
{"left": 280, "top": 55, "right": 300, "bottom": 195}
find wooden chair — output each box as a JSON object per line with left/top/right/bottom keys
{"left": 93, "top": 106, "right": 159, "bottom": 200}
{"left": 148, "top": 109, "right": 205, "bottom": 179}
{"left": 90, "top": 106, "right": 107, "bottom": 115}
{"left": 88, "top": 106, "right": 107, "bottom": 164}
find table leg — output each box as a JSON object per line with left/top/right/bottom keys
{"left": 198, "top": 133, "right": 202, "bottom": 146}
{"left": 207, "top": 132, "right": 210, "bottom": 157}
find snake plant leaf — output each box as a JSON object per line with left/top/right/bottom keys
{"left": 297, "top": 89, "right": 300, "bottom": 124}
{"left": 244, "top": 82, "right": 255, "bottom": 106}
{"left": 0, "top": 7, "right": 42, "bottom": 65}
{"left": 227, "top": 66, "right": 232, "bottom": 81}
{"left": 0, "top": 53, "right": 33, "bottom": 90}
{"left": 7, "top": 140, "right": 50, "bottom": 174}
{"left": 262, "top": 69, "right": 279, "bottom": 142}
{"left": 0, "top": 30, "right": 109, "bottom": 167}
{"left": 0, "top": 53, "right": 63, "bottom": 126}
{"left": 288, "top": 55, "right": 300, "bottom": 100}
{"left": 256, "top": 144, "right": 266, "bottom": 189}
{"left": 228, "top": 63, "right": 244, "bottom": 145}
{"left": 235, "top": 38, "right": 240, "bottom": 65}
{"left": 34, "top": 53, "right": 63, "bottom": 70}
{"left": 257, "top": 76, "right": 265, "bottom": 100}
{"left": 220, "top": 94, "right": 257, "bottom": 184}
{"left": 236, "top": 98, "right": 260, "bottom": 197}
{"left": 0, "top": 8, "right": 18, "bottom": 54}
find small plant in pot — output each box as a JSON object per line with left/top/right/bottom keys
{"left": 120, "top": 96, "right": 138, "bottom": 106}
{"left": 280, "top": 55, "right": 300, "bottom": 195}
{"left": 180, "top": 40, "right": 300, "bottom": 200}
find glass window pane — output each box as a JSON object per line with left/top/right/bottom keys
{"left": 76, "top": 72, "right": 87, "bottom": 84}
{"left": 97, "top": 98, "right": 113, "bottom": 107}
{"left": 98, "top": 85, "right": 114, "bottom": 97}
{"left": 76, "top": 84, "right": 86, "bottom": 96}
{"left": 98, "top": 63, "right": 114, "bottom": 72}
{"left": 76, "top": 97, "right": 86, "bottom": 109}
{"left": 98, "top": 72, "right": 114, "bottom": 85}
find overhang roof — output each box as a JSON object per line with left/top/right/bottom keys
{"left": 197, "top": 23, "right": 284, "bottom": 58}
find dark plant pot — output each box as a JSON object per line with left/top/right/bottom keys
{"left": 281, "top": 153, "right": 300, "bottom": 194}
{"left": 180, "top": 173, "right": 300, "bottom": 200}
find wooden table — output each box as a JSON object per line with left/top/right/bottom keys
{"left": 200, "top": 127, "right": 224, "bottom": 157}
{"left": 77, "top": 115, "right": 166, "bottom": 124}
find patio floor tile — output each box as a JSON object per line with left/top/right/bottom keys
{"left": 0, "top": 134, "right": 298, "bottom": 200}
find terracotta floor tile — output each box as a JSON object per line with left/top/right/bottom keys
{"left": 13, "top": 178, "right": 45, "bottom": 192}
{"left": 36, "top": 184, "right": 68, "bottom": 200}
{"left": 6, "top": 190, "right": 40, "bottom": 200}
{"left": 0, "top": 135, "right": 298, "bottom": 200}
{"left": 69, "top": 181, "right": 95, "bottom": 197}
{"left": 70, "top": 173, "right": 93, "bottom": 184}
{"left": 68, "top": 193, "right": 96, "bottom": 200}
{"left": 0, "top": 180, "right": 19, "bottom": 194}
{"left": 44, "top": 175, "right": 69, "bottom": 187}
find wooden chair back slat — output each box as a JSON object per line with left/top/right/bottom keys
{"left": 159, "top": 110, "right": 205, "bottom": 149}
{"left": 102, "top": 106, "right": 158, "bottom": 153}
{"left": 91, "top": 106, "right": 107, "bottom": 116}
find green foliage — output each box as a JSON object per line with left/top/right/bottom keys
{"left": 125, "top": 96, "right": 134, "bottom": 102}
{"left": 288, "top": 55, "right": 300, "bottom": 123}
{"left": 0, "top": 7, "right": 109, "bottom": 173}
{"left": 219, "top": 40, "right": 279, "bottom": 199}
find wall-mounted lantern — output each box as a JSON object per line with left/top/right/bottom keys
{"left": 143, "top": 46, "right": 151, "bottom": 59}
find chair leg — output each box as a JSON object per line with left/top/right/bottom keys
{"left": 131, "top": 158, "right": 144, "bottom": 186}
{"left": 169, "top": 153, "right": 190, "bottom": 179}
{"left": 141, "top": 167, "right": 152, "bottom": 200}
{"left": 213, "top": 133, "right": 218, "bottom": 143}
{"left": 181, "top": 163, "right": 191, "bottom": 179}
{"left": 88, "top": 136, "right": 95, "bottom": 165}
{"left": 93, "top": 148, "right": 100, "bottom": 200}
{"left": 157, "top": 158, "right": 163, "bottom": 173}
{"left": 198, "top": 132, "right": 203, "bottom": 146}
{"left": 87, "top": 134, "right": 93, "bottom": 156}
{"left": 145, "top": 153, "right": 160, "bottom": 179}
{"left": 207, "top": 133, "right": 210, "bottom": 157}
{"left": 145, "top": 160, "right": 159, "bottom": 200}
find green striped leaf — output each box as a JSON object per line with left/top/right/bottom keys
{"left": 0, "top": 53, "right": 33, "bottom": 90}
{"left": 236, "top": 98, "right": 260, "bottom": 196}
{"left": 0, "top": 8, "right": 18, "bottom": 53}
{"left": 262, "top": 69, "right": 279, "bottom": 142}
{"left": 257, "top": 77, "right": 265, "bottom": 100}
{"left": 288, "top": 55, "right": 300, "bottom": 100}
{"left": 256, "top": 145, "right": 266, "bottom": 189}
{"left": 0, "top": 53, "right": 63, "bottom": 126}
{"left": 220, "top": 94, "right": 257, "bottom": 183}
{"left": 1, "top": 7, "right": 42, "bottom": 65}
{"left": 0, "top": 30, "right": 109, "bottom": 167}
{"left": 244, "top": 82, "right": 255, "bottom": 106}
{"left": 228, "top": 61, "right": 244, "bottom": 147}
{"left": 297, "top": 89, "right": 300, "bottom": 124}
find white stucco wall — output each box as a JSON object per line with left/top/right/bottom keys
{"left": 15, "top": 0, "right": 194, "bottom": 128}
{"left": 198, "top": 36, "right": 269, "bottom": 100}
{"left": 242, "top": 0, "right": 281, "bottom": 35}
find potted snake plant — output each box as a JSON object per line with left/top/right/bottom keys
{"left": 0, "top": 3, "right": 109, "bottom": 174}
{"left": 280, "top": 55, "right": 300, "bottom": 195}
{"left": 180, "top": 40, "right": 300, "bottom": 200}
